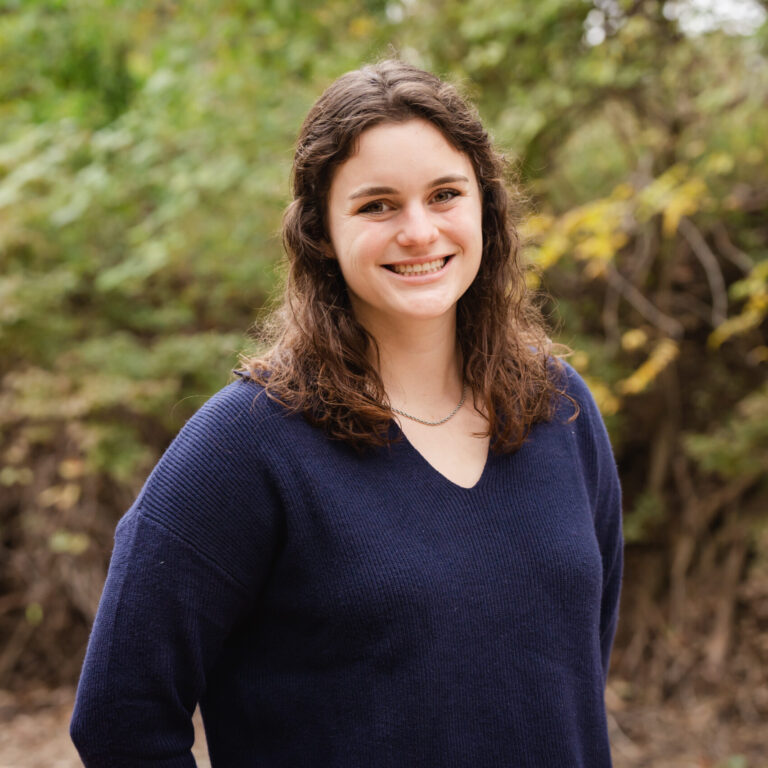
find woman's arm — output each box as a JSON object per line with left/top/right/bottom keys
{"left": 564, "top": 364, "right": 624, "bottom": 683}
{"left": 70, "top": 381, "right": 283, "bottom": 766}
{"left": 594, "top": 455, "right": 623, "bottom": 682}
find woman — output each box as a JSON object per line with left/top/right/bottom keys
{"left": 71, "top": 60, "right": 622, "bottom": 767}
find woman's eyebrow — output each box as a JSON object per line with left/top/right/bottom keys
{"left": 430, "top": 174, "right": 470, "bottom": 187}
{"left": 349, "top": 185, "right": 397, "bottom": 200}
{"left": 348, "top": 175, "right": 470, "bottom": 201}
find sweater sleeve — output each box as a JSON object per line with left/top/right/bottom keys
{"left": 70, "top": 381, "right": 284, "bottom": 767}
{"left": 564, "top": 364, "right": 624, "bottom": 683}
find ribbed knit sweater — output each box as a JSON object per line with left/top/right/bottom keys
{"left": 71, "top": 364, "right": 623, "bottom": 767}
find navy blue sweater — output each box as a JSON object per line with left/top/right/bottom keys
{"left": 71, "top": 365, "right": 622, "bottom": 767}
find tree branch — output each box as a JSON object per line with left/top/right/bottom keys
{"left": 713, "top": 222, "right": 754, "bottom": 274}
{"left": 678, "top": 217, "right": 728, "bottom": 326}
{"left": 605, "top": 266, "right": 685, "bottom": 338}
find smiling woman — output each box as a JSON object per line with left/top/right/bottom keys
{"left": 326, "top": 119, "right": 483, "bottom": 332}
{"left": 70, "top": 60, "right": 623, "bottom": 768}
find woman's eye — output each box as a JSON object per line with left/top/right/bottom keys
{"left": 358, "top": 200, "right": 392, "bottom": 215}
{"left": 432, "top": 189, "right": 460, "bottom": 204}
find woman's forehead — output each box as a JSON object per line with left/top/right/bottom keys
{"left": 330, "top": 120, "right": 477, "bottom": 196}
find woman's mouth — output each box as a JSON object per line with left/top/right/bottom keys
{"left": 384, "top": 256, "right": 451, "bottom": 276}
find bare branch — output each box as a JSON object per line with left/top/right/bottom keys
{"left": 602, "top": 285, "right": 621, "bottom": 351}
{"left": 713, "top": 222, "right": 754, "bottom": 274}
{"left": 678, "top": 217, "right": 728, "bottom": 326}
{"left": 605, "top": 101, "right": 639, "bottom": 170}
{"left": 668, "top": 292, "right": 718, "bottom": 325}
{"left": 629, "top": 221, "right": 657, "bottom": 286}
{"left": 706, "top": 519, "right": 747, "bottom": 670}
{"left": 605, "top": 266, "right": 685, "bottom": 338}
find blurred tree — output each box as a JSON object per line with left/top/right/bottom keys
{"left": 0, "top": 0, "right": 397, "bottom": 685}
{"left": 0, "top": 0, "right": 766, "bottom": 714}
{"left": 389, "top": 0, "right": 768, "bottom": 705}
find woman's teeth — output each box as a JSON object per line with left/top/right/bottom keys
{"left": 390, "top": 257, "right": 446, "bottom": 275}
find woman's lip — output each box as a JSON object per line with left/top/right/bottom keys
{"left": 383, "top": 254, "right": 453, "bottom": 267}
{"left": 383, "top": 255, "right": 453, "bottom": 280}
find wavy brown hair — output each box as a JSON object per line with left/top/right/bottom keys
{"left": 243, "top": 59, "right": 568, "bottom": 451}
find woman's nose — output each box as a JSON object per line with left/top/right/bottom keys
{"left": 395, "top": 204, "right": 439, "bottom": 248}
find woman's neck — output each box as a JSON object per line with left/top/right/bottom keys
{"left": 363, "top": 313, "right": 464, "bottom": 416}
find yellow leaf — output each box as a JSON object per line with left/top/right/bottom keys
{"left": 37, "top": 483, "right": 81, "bottom": 511}
{"left": 704, "top": 152, "right": 735, "bottom": 175}
{"left": 584, "top": 260, "right": 608, "bottom": 279}
{"left": 520, "top": 213, "right": 555, "bottom": 239}
{"left": 49, "top": 530, "right": 91, "bottom": 556}
{"left": 709, "top": 309, "right": 764, "bottom": 348}
{"left": 618, "top": 339, "right": 679, "bottom": 395}
{"left": 59, "top": 458, "right": 85, "bottom": 480}
{"left": 570, "top": 351, "right": 590, "bottom": 371}
{"left": 584, "top": 377, "right": 621, "bottom": 416}
{"left": 531, "top": 232, "right": 568, "bottom": 270}
{"left": 662, "top": 178, "right": 706, "bottom": 237}
{"left": 0, "top": 466, "right": 33, "bottom": 486}
{"left": 611, "top": 183, "right": 634, "bottom": 200}
{"left": 621, "top": 329, "right": 648, "bottom": 352}
{"left": 524, "top": 271, "right": 541, "bottom": 290}
{"left": 684, "top": 140, "right": 706, "bottom": 159}
{"left": 26, "top": 603, "right": 43, "bottom": 627}
{"left": 126, "top": 51, "right": 152, "bottom": 79}
{"left": 348, "top": 16, "right": 374, "bottom": 37}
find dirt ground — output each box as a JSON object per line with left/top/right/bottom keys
{"left": 0, "top": 685, "right": 765, "bottom": 768}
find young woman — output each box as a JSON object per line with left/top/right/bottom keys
{"left": 71, "top": 60, "right": 623, "bottom": 767}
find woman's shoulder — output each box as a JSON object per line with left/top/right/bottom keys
{"left": 144, "top": 373, "right": 305, "bottom": 490}
{"left": 181, "top": 372, "right": 293, "bottom": 441}
{"left": 547, "top": 357, "right": 603, "bottom": 425}
{"left": 549, "top": 357, "right": 620, "bottom": 498}
{"left": 122, "top": 374, "right": 291, "bottom": 593}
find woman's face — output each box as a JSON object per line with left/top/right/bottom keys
{"left": 326, "top": 119, "right": 483, "bottom": 332}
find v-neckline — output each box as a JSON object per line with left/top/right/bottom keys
{"left": 391, "top": 421, "right": 491, "bottom": 491}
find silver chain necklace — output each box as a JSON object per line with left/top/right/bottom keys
{"left": 390, "top": 385, "right": 467, "bottom": 426}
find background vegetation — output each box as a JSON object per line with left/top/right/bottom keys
{"left": 1, "top": 0, "right": 767, "bottom": 761}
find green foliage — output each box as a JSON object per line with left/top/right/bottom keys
{"left": 1, "top": 0, "right": 767, "bottom": 688}
{"left": 685, "top": 384, "right": 768, "bottom": 480}
{"left": 0, "top": 1, "right": 398, "bottom": 685}
{"left": 715, "top": 756, "right": 748, "bottom": 768}
{"left": 391, "top": 0, "right": 768, "bottom": 590}
{"left": 623, "top": 491, "right": 666, "bottom": 543}
{"left": 0, "top": 0, "right": 395, "bottom": 498}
